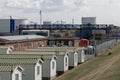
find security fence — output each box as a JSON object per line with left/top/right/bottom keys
{"left": 95, "top": 39, "right": 117, "bottom": 53}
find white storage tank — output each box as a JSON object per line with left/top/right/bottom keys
{"left": 82, "top": 17, "right": 96, "bottom": 24}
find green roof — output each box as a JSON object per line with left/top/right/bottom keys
{"left": 27, "top": 47, "right": 77, "bottom": 52}
{"left": 0, "top": 65, "right": 21, "bottom": 72}
{"left": 0, "top": 54, "right": 56, "bottom": 60}
{"left": 12, "top": 51, "right": 57, "bottom": 54}
{"left": 13, "top": 51, "right": 68, "bottom": 56}
{"left": 0, "top": 58, "right": 41, "bottom": 65}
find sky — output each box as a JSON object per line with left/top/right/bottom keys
{"left": 0, "top": 0, "right": 120, "bottom": 25}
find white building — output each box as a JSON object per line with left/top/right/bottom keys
{"left": 0, "top": 19, "right": 27, "bottom": 33}
{"left": 0, "top": 58, "right": 43, "bottom": 80}
{"left": 0, "top": 65, "right": 23, "bottom": 80}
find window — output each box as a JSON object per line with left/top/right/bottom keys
{"left": 37, "top": 66, "right": 40, "bottom": 75}
{"left": 65, "top": 57, "right": 68, "bottom": 66}
{"left": 15, "top": 74, "right": 19, "bottom": 80}
{"left": 75, "top": 54, "right": 77, "bottom": 62}
{"left": 52, "top": 61, "right": 55, "bottom": 69}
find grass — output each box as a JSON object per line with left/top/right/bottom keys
{"left": 98, "top": 58, "right": 120, "bottom": 80}
{"left": 55, "top": 42, "right": 120, "bottom": 80}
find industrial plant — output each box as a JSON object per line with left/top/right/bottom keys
{"left": 0, "top": 16, "right": 119, "bottom": 80}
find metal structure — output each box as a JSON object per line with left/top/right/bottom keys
{"left": 18, "top": 24, "right": 109, "bottom": 30}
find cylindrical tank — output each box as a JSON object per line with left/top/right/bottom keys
{"left": 79, "top": 39, "right": 89, "bottom": 47}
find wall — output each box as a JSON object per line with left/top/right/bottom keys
{"left": 0, "top": 19, "right": 10, "bottom": 33}
{"left": 0, "top": 72, "right": 11, "bottom": 80}
{"left": 0, "top": 48, "right": 8, "bottom": 54}
{"left": 74, "top": 39, "right": 80, "bottom": 47}
{"left": 6, "top": 40, "right": 47, "bottom": 51}
{"left": 56, "top": 56, "right": 64, "bottom": 71}
{"left": 69, "top": 52, "right": 78, "bottom": 67}
{"left": 21, "top": 65, "right": 34, "bottom": 80}
{"left": 0, "top": 19, "right": 26, "bottom": 33}
{"left": 68, "top": 52, "right": 74, "bottom": 67}
{"left": 42, "top": 60, "right": 50, "bottom": 77}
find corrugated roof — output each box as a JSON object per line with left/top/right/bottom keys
{"left": 0, "top": 35, "right": 46, "bottom": 41}
{"left": 12, "top": 51, "right": 56, "bottom": 54}
{"left": 0, "top": 54, "right": 56, "bottom": 60}
{"left": 27, "top": 47, "right": 77, "bottom": 52}
{"left": 0, "top": 58, "right": 40, "bottom": 64}
{"left": 14, "top": 51, "right": 68, "bottom": 56}
{"left": 38, "top": 47, "right": 83, "bottom": 51}
{"left": 0, "top": 46, "right": 8, "bottom": 48}
{"left": 0, "top": 65, "right": 19, "bottom": 72}
{"left": 12, "top": 51, "right": 69, "bottom": 56}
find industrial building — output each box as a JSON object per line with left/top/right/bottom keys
{"left": 21, "top": 30, "right": 50, "bottom": 36}
{"left": 0, "top": 35, "right": 47, "bottom": 51}
{"left": 48, "top": 37, "right": 80, "bottom": 47}
{"left": 0, "top": 19, "right": 28, "bottom": 34}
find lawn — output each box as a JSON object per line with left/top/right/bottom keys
{"left": 55, "top": 42, "right": 120, "bottom": 80}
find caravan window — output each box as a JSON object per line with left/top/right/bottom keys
{"left": 37, "top": 66, "right": 40, "bottom": 75}
{"left": 65, "top": 57, "right": 68, "bottom": 66}
{"left": 52, "top": 61, "right": 55, "bottom": 69}
{"left": 15, "top": 74, "right": 19, "bottom": 80}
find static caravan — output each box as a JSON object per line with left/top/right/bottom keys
{"left": 55, "top": 51, "right": 69, "bottom": 75}
{"left": 0, "top": 65, "right": 23, "bottom": 80}
{"left": 41, "top": 55, "right": 57, "bottom": 80}
{"left": 77, "top": 48, "right": 85, "bottom": 63}
{"left": 0, "top": 58, "right": 43, "bottom": 80}
{"left": 68, "top": 50, "right": 78, "bottom": 69}
{"left": 0, "top": 46, "right": 15, "bottom": 54}
{"left": 84, "top": 46, "right": 95, "bottom": 61}
{"left": 0, "top": 54, "right": 57, "bottom": 80}
{"left": 12, "top": 51, "right": 69, "bottom": 76}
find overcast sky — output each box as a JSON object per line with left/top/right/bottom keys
{"left": 0, "top": 0, "right": 120, "bottom": 25}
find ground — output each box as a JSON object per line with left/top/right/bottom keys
{"left": 55, "top": 42, "right": 120, "bottom": 80}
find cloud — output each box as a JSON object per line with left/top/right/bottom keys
{"left": 0, "top": 0, "right": 88, "bottom": 13}
{"left": 4, "top": 0, "right": 40, "bottom": 10}
{"left": 41, "top": 0, "right": 67, "bottom": 12}
{"left": 74, "top": 0, "right": 87, "bottom": 7}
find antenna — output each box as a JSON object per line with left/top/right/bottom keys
{"left": 72, "top": 18, "right": 74, "bottom": 24}
{"left": 40, "top": 10, "right": 42, "bottom": 27}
